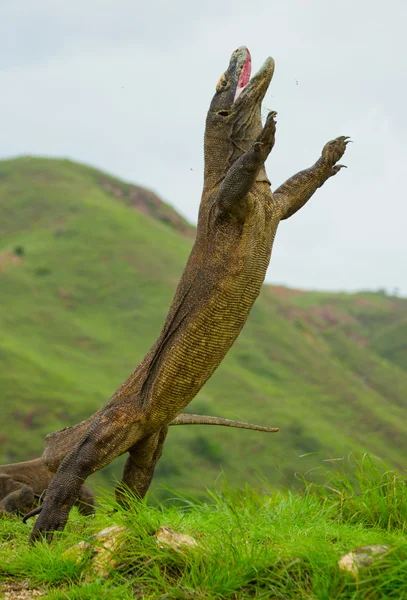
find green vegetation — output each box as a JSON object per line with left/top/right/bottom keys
{"left": 2, "top": 455, "right": 407, "bottom": 599}
{"left": 1, "top": 156, "right": 407, "bottom": 500}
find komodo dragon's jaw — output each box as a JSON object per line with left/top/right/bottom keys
{"left": 208, "top": 46, "right": 252, "bottom": 114}
{"left": 208, "top": 46, "right": 274, "bottom": 116}
{"left": 204, "top": 46, "right": 275, "bottom": 186}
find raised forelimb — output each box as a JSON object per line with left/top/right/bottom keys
{"left": 275, "top": 136, "right": 350, "bottom": 220}
{"left": 215, "top": 111, "right": 277, "bottom": 217}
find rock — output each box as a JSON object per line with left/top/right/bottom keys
{"left": 91, "top": 525, "right": 128, "bottom": 577}
{"left": 338, "top": 544, "right": 390, "bottom": 576}
{"left": 63, "top": 524, "right": 128, "bottom": 578}
{"left": 63, "top": 524, "right": 198, "bottom": 580}
{"left": 154, "top": 526, "right": 198, "bottom": 551}
{"left": 62, "top": 539, "right": 92, "bottom": 564}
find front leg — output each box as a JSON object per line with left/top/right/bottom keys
{"left": 275, "top": 136, "right": 351, "bottom": 220}
{"left": 215, "top": 111, "right": 277, "bottom": 217}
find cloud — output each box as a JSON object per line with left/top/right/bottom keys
{"left": 1, "top": 0, "right": 406, "bottom": 294}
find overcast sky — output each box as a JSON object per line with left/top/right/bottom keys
{"left": 1, "top": 0, "right": 406, "bottom": 295}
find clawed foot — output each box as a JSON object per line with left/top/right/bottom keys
{"left": 254, "top": 110, "right": 277, "bottom": 156}
{"left": 321, "top": 135, "right": 351, "bottom": 176}
{"left": 27, "top": 503, "right": 69, "bottom": 544}
{"left": 262, "top": 110, "right": 277, "bottom": 138}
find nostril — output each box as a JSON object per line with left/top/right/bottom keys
{"left": 217, "top": 111, "right": 229, "bottom": 117}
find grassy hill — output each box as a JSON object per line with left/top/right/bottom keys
{"left": 0, "top": 156, "right": 406, "bottom": 500}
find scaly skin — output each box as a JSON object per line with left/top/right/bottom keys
{"left": 0, "top": 459, "right": 94, "bottom": 516}
{"left": 29, "top": 47, "right": 350, "bottom": 542}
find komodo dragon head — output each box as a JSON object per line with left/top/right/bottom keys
{"left": 204, "top": 46, "right": 275, "bottom": 189}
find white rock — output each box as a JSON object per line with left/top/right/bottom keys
{"left": 63, "top": 524, "right": 128, "bottom": 578}
{"left": 338, "top": 544, "right": 390, "bottom": 576}
{"left": 154, "top": 526, "right": 198, "bottom": 551}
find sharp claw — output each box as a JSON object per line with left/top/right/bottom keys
{"left": 331, "top": 164, "right": 347, "bottom": 176}
{"left": 266, "top": 110, "right": 277, "bottom": 121}
{"left": 29, "top": 528, "right": 54, "bottom": 545}
{"left": 336, "top": 136, "right": 352, "bottom": 145}
{"left": 22, "top": 505, "right": 42, "bottom": 523}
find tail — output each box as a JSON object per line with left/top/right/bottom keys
{"left": 169, "top": 414, "right": 278, "bottom": 432}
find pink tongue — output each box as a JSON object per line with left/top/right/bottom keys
{"left": 234, "top": 50, "right": 252, "bottom": 101}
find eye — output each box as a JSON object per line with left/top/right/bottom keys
{"left": 216, "top": 75, "right": 230, "bottom": 92}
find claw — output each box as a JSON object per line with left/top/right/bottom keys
{"left": 29, "top": 526, "right": 55, "bottom": 545}
{"left": 265, "top": 110, "right": 277, "bottom": 123}
{"left": 332, "top": 164, "right": 347, "bottom": 175}
{"left": 22, "top": 505, "right": 42, "bottom": 523}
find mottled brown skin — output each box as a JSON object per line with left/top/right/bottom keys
{"left": 0, "top": 459, "right": 94, "bottom": 516}
{"left": 29, "top": 47, "right": 349, "bottom": 542}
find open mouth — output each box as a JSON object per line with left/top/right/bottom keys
{"left": 234, "top": 48, "right": 252, "bottom": 102}
{"left": 211, "top": 47, "right": 274, "bottom": 116}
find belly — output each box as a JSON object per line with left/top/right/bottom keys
{"left": 145, "top": 235, "right": 273, "bottom": 423}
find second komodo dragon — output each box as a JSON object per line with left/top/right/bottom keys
{"left": 25, "top": 46, "right": 349, "bottom": 541}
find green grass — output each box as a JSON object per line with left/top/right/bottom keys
{"left": 1, "top": 156, "right": 407, "bottom": 499}
{"left": 2, "top": 456, "right": 407, "bottom": 599}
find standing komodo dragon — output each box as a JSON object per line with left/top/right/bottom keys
{"left": 0, "top": 415, "right": 277, "bottom": 516}
{"left": 26, "top": 46, "right": 350, "bottom": 541}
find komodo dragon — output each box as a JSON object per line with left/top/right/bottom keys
{"left": 0, "top": 415, "right": 277, "bottom": 516}
{"left": 26, "top": 46, "right": 350, "bottom": 541}
{"left": 0, "top": 459, "right": 94, "bottom": 516}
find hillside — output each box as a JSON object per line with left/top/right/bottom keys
{"left": 0, "top": 156, "right": 407, "bottom": 500}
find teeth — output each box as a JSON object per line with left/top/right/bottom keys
{"left": 234, "top": 87, "right": 246, "bottom": 101}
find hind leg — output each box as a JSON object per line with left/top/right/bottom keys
{"left": 115, "top": 426, "right": 168, "bottom": 507}
{"left": 76, "top": 484, "right": 95, "bottom": 516}
{"left": 30, "top": 406, "right": 146, "bottom": 542}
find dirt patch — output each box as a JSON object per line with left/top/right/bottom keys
{"left": 101, "top": 179, "right": 195, "bottom": 238}
{"left": 267, "top": 285, "right": 306, "bottom": 300}
{"left": 0, "top": 581, "right": 44, "bottom": 599}
{"left": 56, "top": 287, "right": 75, "bottom": 309}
